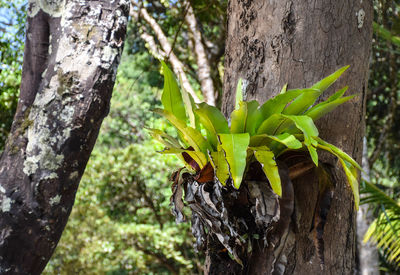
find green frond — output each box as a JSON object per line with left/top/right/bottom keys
{"left": 361, "top": 181, "right": 400, "bottom": 215}
{"left": 153, "top": 63, "right": 361, "bottom": 203}
{"left": 362, "top": 181, "right": 400, "bottom": 268}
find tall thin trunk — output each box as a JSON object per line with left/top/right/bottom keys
{"left": 185, "top": 3, "right": 216, "bottom": 106}
{"left": 357, "top": 137, "right": 379, "bottom": 275}
{"left": 0, "top": 1, "right": 129, "bottom": 273}
{"left": 132, "top": 4, "right": 201, "bottom": 103}
{"left": 217, "top": 1, "right": 372, "bottom": 274}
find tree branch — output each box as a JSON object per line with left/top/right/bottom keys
{"left": 184, "top": 1, "right": 216, "bottom": 105}
{"left": 130, "top": 1, "right": 201, "bottom": 103}
{"left": 133, "top": 243, "right": 180, "bottom": 275}
{"left": 139, "top": 26, "right": 166, "bottom": 60}
{"left": 167, "top": 2, "right": 190, "bottom": 60}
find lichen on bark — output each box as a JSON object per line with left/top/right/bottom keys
{"left": 0, "top": 0, "right": 130, "bottom": 273}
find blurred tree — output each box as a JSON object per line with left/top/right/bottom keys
{"left": 357, "top": 138, "right": 379, "bottom": 275}
{"left": 360, "top": 0, "right": 400, "bottom": 273}
{"left": 367, "top": 0, "right": 400, "bottom": 180}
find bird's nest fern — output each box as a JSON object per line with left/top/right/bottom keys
{"left": 148, "top": 62, "right": 362, "bottom": 268}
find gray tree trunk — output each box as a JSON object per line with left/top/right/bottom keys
{"left": 213, "top": 1, "right": 373, "bottom": 274}
{"left": 132, "top": 4, "right": 201, "bottom": 103}
{"left": 185, "top": 3, "right": 216, "bottom": 106}
{"left": 356, "top": 137, "right": 379, "bottom": 275}
{"left": 0, "top": 1, "right": 129, "bottom": 274}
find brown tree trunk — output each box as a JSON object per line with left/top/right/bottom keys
{"left": 0, "top": 1, "right": 129, "bottom": 274}
{"left": 210, "top": 1, "right": 373, "bottom": 274}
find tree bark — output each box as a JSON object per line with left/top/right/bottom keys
{"left": 0, "top": 0, "right": 129, "bottom": 274}
{"left": 215, "top": 1, "right": 372, "bottom": 274}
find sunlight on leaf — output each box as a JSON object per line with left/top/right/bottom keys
{"left": 219, "top": 133, "right": 250, "bottom": 189}
{"left": 311, "top": 65, "right": 349, "bottom": 92}
{"left": 161, "top": 61, "right": 187, "bottom": 122}
{"left": 252, "top": 147, "right": 282, "bottom": 196}
{"left": 209, "top": 148, "right": 230, "bottom": 186}
{"left": 235, "top": 78, "right": 243, "bottom": 110}
{"left": 231, "top": 100, "right": 259, "bottom": 135}
{"left": 154, "top": 109, "right": 211, "bottom": 155}
{"left": 196, "top": 103, "right": 229, "bottom": 149}
{"left": 339, "top": 159, "right": 359, "bottom": 210}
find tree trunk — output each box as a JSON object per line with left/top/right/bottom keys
{"left": 211, "top": 1, "right": 372, "bottom": 274}
{"left": 132, "top": 4, "right": 201, "bottom": 103}
{"left": 356, "top": 137, "right": 379, "bottom": 275}
{"left": 0, "top": 1, "right": 129, "bottom": 274}
{"left": 185, "top": 3, "right": 216, "bottom": 106}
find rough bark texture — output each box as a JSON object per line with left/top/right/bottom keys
{"left": 216, "top": 0, "right": 372, "bottom": 274}
{"left": 0, "top": 0, "right": 129, "bottom": 274}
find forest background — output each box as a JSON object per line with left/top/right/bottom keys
{"left": 1, "top": 0, "right": 400, "bottom": 274}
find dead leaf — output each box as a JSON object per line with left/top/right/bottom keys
{"left": 170, "top": 168, "right": 186, "bottom": 223}
{"left": 195, "top": 162, "right": 214, "bottom": 183}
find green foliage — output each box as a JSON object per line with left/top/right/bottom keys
{"left": 129, "top": 0, "right": 227, "bottom": 105}
{"left": 304, "top": 87, "right": 355, "bottom": 121}
{"left": 209, "top": 148, "right": 230, "bottom": 186}
{"left": 252, "top": 147, "right": 281, "bottom": 196}
{"left": 195, "top": 103, "right": 229, "bottom": 148}
{"left": 367, "top": 5, "right": 400, "bottom": 181}
{"left": 362, "top": 181, "right": 400, "bottom": 269}
{"left": 44, "top": 144, "right": 197, "bottom": 274}
{"left": 96, "top": 52, "right": 163, "bottom": 148}
{"left": 364, "top": 5, "right": 400, "bottom": 270}
{"left": 258, "top": 89, "right": 304, "bottom": 121}
{"left": 160, "top": 61, "right": 187, "bottom": 123}
{"left": 373, "top": 22, "right": 400, "bottom": 47}
{"left": 231, "top": 100, "right": 259, "bottom": 135}
{"left": 154, "top": 108, "right": 211, "bottom": 155}
{"left": 311, "top": 65, "right": 349, "bottom": 92}
{"left": 218, "top": 133, "right": 250, "bottom": 189}
{"left": 153, "top": 63, "right": 362, "bottom": 208}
